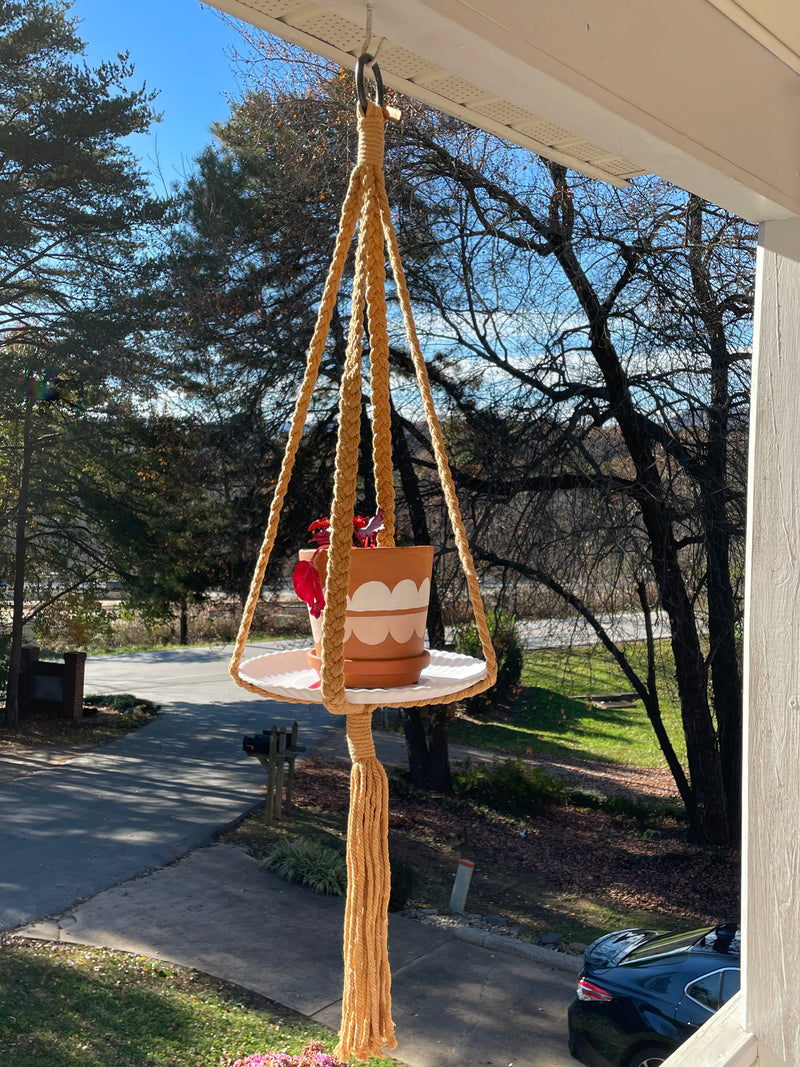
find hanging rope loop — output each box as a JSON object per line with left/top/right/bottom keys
{"left": 356, "top": 102, "right": 385, "bottom": 168}
{"left": 229, "top": 89, "right": 497, "bottom": 1064}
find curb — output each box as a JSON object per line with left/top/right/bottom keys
{"left": 395, "top": 913, "right": 581, "bottom": 975}
{"left": 450, "top": 924, "right": 582, "bottom": 973}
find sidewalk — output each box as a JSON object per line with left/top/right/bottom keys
{"left": 17, "top": 840, "right": 579, "bottom": 1067}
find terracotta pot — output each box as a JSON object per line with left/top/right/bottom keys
{"left": 300, "top": 545, "right": 433, "bottom": 688}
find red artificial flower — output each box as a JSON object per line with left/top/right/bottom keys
{"left": 353, "top": 508, "right": 385, "bottom": 547}
{"left": 293, "top": 509, "right": 386, "bottom": 615}
{"left": 292, "top": 559, "right": 325, "bottom": 617}
{"left": 308, "top": 517, "right": 331, "bottom": 547}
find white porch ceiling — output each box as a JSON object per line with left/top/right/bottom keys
{"left": 206, "top": 0, "right": 800, "bottom": 223}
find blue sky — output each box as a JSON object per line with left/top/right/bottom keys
{"left": 68, "top": 0, "right": 249, "bottom": 189}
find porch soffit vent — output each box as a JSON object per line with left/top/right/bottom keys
{"left": 225, "top": 0, "right": 647, "bottom": 188}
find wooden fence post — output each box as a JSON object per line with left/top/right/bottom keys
{"left": 285, "top": 721, "right": 299, "bottom": 805}
{"left": 274, "top": 726, "right": 288, "bottom": 820}
{"left": 246, "top": 722, "right": 305, "bottom": 826}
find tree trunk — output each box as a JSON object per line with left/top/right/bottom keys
{"left": 687, "top": 195, "right": 743, "bottom": 835}
{"left": 547, "top": 167, "right": 731, "bottom": 845}
{"left": 5, "top": 389, "right": 35, "bottom": 727}
{"left": 400, "top": 706, "right": 452, "bottom": 791}
{"left": 400, "top": 707, "right": 431, "bottom": 785}
{"left": 704, "top": 526, "right": 742, "bottom": 833}
{"left": 391, "top": 402, "right": 452, "bottom": 791}
{"left": 636, "top": 580, "right": 697, "bottom": 821}
{"left": 179, "top": 598, "right": 188, "bottom": 645}
{"left": 638, "top": 487, "right": 730, "bottom": 845}
{"left": 426, "top": 705, "right": 453, "bottom": 792}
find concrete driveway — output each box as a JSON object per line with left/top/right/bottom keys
{"left": 1, "top": 641, "right": 335, "bottom": 930}
{"left": 20, "top": 844, "right": 580, "bottom": 1067}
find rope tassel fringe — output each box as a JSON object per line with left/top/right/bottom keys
{"left": 336, "top": 712, "right": 397, "bottom": 1060}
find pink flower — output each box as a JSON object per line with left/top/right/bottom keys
{"left": 231, "top": 1044, "right": 347, "bottom": 1067}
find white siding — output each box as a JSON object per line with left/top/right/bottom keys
{"left": 741, "top": 218, "right": 800, "bottom": 1063}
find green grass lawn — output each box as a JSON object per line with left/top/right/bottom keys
{"left": 87, "top": 631, "right": 300, "bottom": 655}
{"left": 0, "top": 941, "right": 390, "bottom": 1067}
{"left": 448, "top": 640, "right": 687, "bottom": 768}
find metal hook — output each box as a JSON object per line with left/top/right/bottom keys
{"left": 355, "top": 52, "right": 384, "bottom": 112}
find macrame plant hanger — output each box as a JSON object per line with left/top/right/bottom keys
{"left": 229, "top": 55, "right": 497, "bottom": 1061}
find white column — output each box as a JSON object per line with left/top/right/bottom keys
{"left": 741, "top": 216, "right": 800, "bottom": 1064}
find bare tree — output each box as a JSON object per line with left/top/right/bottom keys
{"left": 390, "top": 114, "right": 753, "bottom": 844}
{"left": 168, "top": 36, "right": 755, "bottom": 840}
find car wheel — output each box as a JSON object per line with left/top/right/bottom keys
{"left": 627, "top": 1048, "right": 671, "bottom": 1067}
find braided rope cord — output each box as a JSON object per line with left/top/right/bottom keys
{"left": 227, "top": 138, "right": 365, "bottom": 699}
{"left": 318, "top": 187, "right": 369, "bottom": 715}
{"left": 362, "top": 114, "right": 396, "bottom": 547}
{"left": 322, "top": 113, "right": 396, "bottom": 1055}
{"left": 336, "top": 710, "right": 395, "bottom": 1059}
{"left": 375, "top": 146, "right": 498, "bottom": 703}
{"left": 228, "top": 99, "right": 497, "bottom": 1060}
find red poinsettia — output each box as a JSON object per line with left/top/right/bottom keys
{"left": 292, "top": 510, "right": 385, "bottom": 617}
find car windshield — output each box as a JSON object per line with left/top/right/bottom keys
{"left": 624, "top": 929, "right": 711, "bottom": 963}
{"left": 624, "top": 925, "right": 739, "bottom": 964}
{"left": 694, "top": 925, "right": 740, "bottom": 956}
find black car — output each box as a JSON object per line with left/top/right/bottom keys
{"left": 568, "top": 923, "right": 740, "bottom": 1067}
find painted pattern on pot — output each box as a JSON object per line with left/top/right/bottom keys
{"left": 300, "top": 545, "right": 433, "bottom": 688}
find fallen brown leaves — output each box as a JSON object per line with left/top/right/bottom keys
{"left": 232, "top": 757, "right": 739, "bottom": 942}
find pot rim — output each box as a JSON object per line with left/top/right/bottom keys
{"left": 299, "top": 544, "right": 432, "bottom": 554}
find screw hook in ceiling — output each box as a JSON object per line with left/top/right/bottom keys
{"left": 355, "top": 52, "right": 384, "bottom": 112}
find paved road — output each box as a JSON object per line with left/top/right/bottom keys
{"left": 516, "top": 610, "right": 670, "bottom": 650}
{"left": 0, "top": 641, "right": 335, "bottom": 931}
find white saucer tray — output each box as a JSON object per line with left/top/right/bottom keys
{"left": 238, "top": 647, "right": 487, "bottom": 706}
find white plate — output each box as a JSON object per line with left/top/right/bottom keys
{"left": 237, "top": 647, "right": 488, "bottom": 705}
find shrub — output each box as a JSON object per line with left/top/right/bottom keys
{"left": 454, "top": 610, "right": 523, "bottom": 712}
{"left": 452, "top": 758, "right": 565, "bottom": 816}
{"left": 566, "top": 787, "right": 686, "bottom": 823}
{"left": 260, "top": 836, "right": 347, "bottom": 896}
{"left": 34, "top": 589, "right": 113, "bottom": 650}
{"left": 83, "top": 693, "right": 158, "bottom": 713}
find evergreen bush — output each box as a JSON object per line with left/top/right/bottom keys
{"left": 454, "top": 610, "right": 523, "bottom": 712}
{"left": 260, "top": 836, "right": 347, "bottom": 896}
{"left": 452, "top": 758, "right": 565, "bottom": 816}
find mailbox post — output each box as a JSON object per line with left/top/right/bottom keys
{"left": 242, "top": 722, "right": 305, "bottom": 824}
{"left": 19, "top": 647, "right": 87, "bottom": 719}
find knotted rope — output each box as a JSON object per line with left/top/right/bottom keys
{"left": 229, "top": 99, "right": 498, "bottom": 1060}
{"left": 338, "top": 710, "right": 394, "bottom": 1059}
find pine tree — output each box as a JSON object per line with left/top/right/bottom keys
{"left": 0, "top": 0, "right": 162, "bottom": 724}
